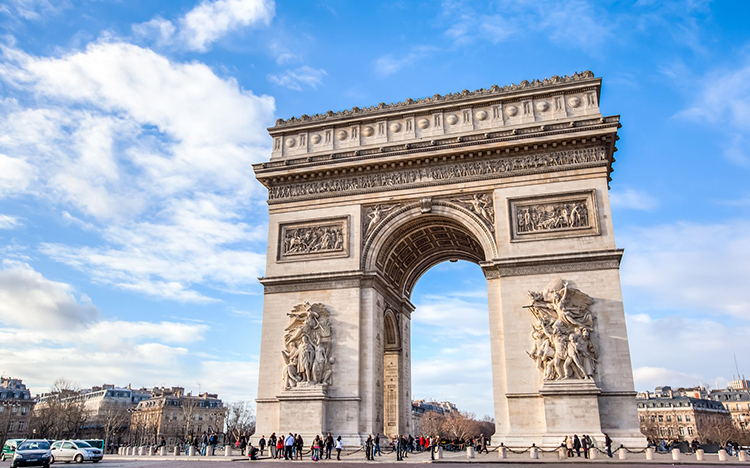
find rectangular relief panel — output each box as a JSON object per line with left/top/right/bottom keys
{"left": 508, "top": 190, "right": 599, "bottom": 242}
{"left": 277, "top": 216, "right": 349, "bottom": 262}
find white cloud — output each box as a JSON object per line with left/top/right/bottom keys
{"left": 0, "top": 263, "right": 256, "bottom": 402}
{"left": 440, "top": 0, "right": 613, "bottom": 55}
{"left": 619, "top": 220, "right": 750, "bottom": 319}
{"left": 373, "top": 46, "right": 436, "bottom": 77}
{"left": 627, "top": 313, "right": 749, "bottom": 392}
{"left": 0, "top": 42, "right": 274, "bottom": 302}
{"left": 678, "top": 57, "right": 750, "bottom": 167}
{"left": 0, "top": 260, "right": 99, "bottom": 329}
{"left": 0, "top": 153, "right": 34, "bottom": 196}
{"left": 133, "top": 0, "right": 275, "bottom": 52}
{"left": 0, "top": 214, "right": 21, "bottom": 229}
{"left": 267, "top": 66, "right": 327, "bottom": 91}
{"left": 609, "top": 188, "right": 660, "bottom": 211}
{"left": 1, "top": 0, "right": 70, "bottom": 21}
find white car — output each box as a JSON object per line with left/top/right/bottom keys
{"left": 49, "top": 441, "right": 102, "bottom": 464}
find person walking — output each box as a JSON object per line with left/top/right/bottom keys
{"left": 604, "top": 433, "right": 613, "bottom": 458}
{"left": 284, "top": 433, "right": 295, "bottom": 460}
{"left": 325, "top": 432, "right": 334, "bottom": 459}
{"left": 573, "top": 435, "right": 581, "bottom": 457}
{"left": 374, "top": 434, "right": 381, "bottom": 457}
{"left": 240, "top": 434, "right": 248, "bottom": 456}
{"left": 277, "top": 435, "right": 284, "bottom": 459}
{"left": 399, "top": 435, "right": 408, "bottom": 459}
{"left": 581, "top": 434, "right": 589, "bottom": 459}
{"left": 395, "top": 435, "right": 402, "bottom": 461}
{"left": 365, "top": 435, "right": 373, "bottom": 460}
{"left": 258, "top": 435, "right": 265, "bottom": 457}
{"left": 312, "top": 435, "right": 321, "bottom": 461}
{"left": 336, "top": 436, "right": 343, "bottom": 461}
{"left": 480, "top": 434, "right": 488, "bottom": 454}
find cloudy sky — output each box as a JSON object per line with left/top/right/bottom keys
{"left": 0, "top": 0, "right": 749, "bottom": 419}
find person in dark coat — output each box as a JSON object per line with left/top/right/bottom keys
{"left": 581, "top": 434, "right": 589, "bottom": 459}
{"left": 325, "top": 433, "right": 334, "bottom": 459}
{"left": 257, "top": 435, "right": 264, "bottom": 456}
{"left": 604, "top": 434, "right": 613, "bottom": 458}
{"left": 573, "top": 435, "right": 581, "bottom": 457}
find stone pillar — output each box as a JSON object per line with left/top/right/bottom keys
{"left": 671, "top": 448, "right": 680, "bottom": 461}
{"left": 718, "top": 449, "right": 728, "bottom": 461}
{"left": 147, "top": 447, "right": 154, "bottom": 456}
{"left": 436, "top": 447, "right": 443, "bottom": 459}
{"left": 589, "top": 447, "right": 597, "bottom": 459}
{"left": 188, "top": 446, "right": 196, "bottom": 457}
{"left": 467, "top": 446, "right": 475, "bottom": 459}
{"left": 173, "top": 446, "right": 179, "bottom": 456}
{"left": 739, "top": 450, "right": 747, "bottom": 462}
{"left": 646, "top": 447, "right": 654, "bottom": 460}
{"left": 558, "top": 447, "right": 567, "bottom": 459}
{"left": 530, "top": 446, "right": 539, "bottom": 459}
{"left": 618, "top": 447, "right": 627, "bottom": 460}
{"left": 695, "top": 449, "right": 704, "bottom": 461}
{"left": 225, "top": 445, "right": 232, "bottom": 457}
{"left": 499, "top": 445, "right": 507, "bottom": 459}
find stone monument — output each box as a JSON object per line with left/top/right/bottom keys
{"left": 252, "top": 71, "right": 646, "bottom": 448}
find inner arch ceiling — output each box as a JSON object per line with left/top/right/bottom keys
{"left": 374, "top": 216, "right": 486, "bottom": 298}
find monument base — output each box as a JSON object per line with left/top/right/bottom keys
{"left": 278, "top": 386, "right": 328, "bottom": 436}
{"left": 539, "top": 380, "right": 603, "bottom": 448}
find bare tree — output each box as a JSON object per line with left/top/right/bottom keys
{"left": 420, "top": 412, "right": 446, "bottom": 439}
{"left": 100, "top": 405, "right": 130, "bottom": 449}
{"left": 224, "top": 401, "right": 255, "bottom": 443}
{"left": 705, "top": 418, "right": 740, "bottom": 446}
{"left": 442, "top": 411, "right": 479, "bottom": 442}
{"left": 180, "top": 397, "right": 199, "bottom": 440}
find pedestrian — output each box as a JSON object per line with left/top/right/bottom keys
{"left": 295, "top": 434, "right": 304, "bottom": 460}
{"left": 258, "top": 435, "right": 265, "bottom": 457}
{"left": 604, "top": 433, "right": 613, "bottom": 458}
{"left": 240, "top": 434, "right": 247, "bottom": 456}
{"left": 565, "top": 435, "right": 573, "bottom": 457}
{"left": 374, "top": 434, "right": 381, "bottom": 457}
{"left": 480, "top": 434, "right": 488, "bottom": 454}
{"left": 573, "top": 434, "right": 581, "bottom": 457}
{"left": 581, "top": 434, "right": 589, "bottom": 459}
{"left": 312, "top": 435, "right": 321, "bottom": 461}
{"left": 247, "top": 442, "right": 259, "bottom": 460}
{"left": 277, "top": 435, "right": 284, "bottom": 458}
{"left": 399, "top": 435, "right": 408, "bottom": 459}
{"left": 395, "top": 435, "right": 402, "bottom": 461}
{"left": 200, "top": 432, "right": 208, "bottom": 456}
{"left": 284, "top": 433, "right": 295, "bottom": 460}
{"left": 269, "top": 433, "right": 276, "bottom": 459}
{"left": 209, "top": 432, "right": 217, "bottom": 456}
{"left": 365, "top": 435, "right": 373, "bottom": 460}
{"left": 336, "top": 436, "right": 343, "bottom": 461}
{"left": 325, "top": 432, "right": 334, "bottom": 459}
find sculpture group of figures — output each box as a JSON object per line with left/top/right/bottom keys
{"left": 282, "top": 226, "right": 344, "bottom": 255}
{"left": 453, "top": 194, "right": 494, "bottom": 227}
{"left": 517, "top": 201, "right": 588, "bottom": 233}
{"left": 526, "top": 279, "right": 597, "bottom": 381}
{"left": 282, "top": 302, "right": 334, "bottom": 390}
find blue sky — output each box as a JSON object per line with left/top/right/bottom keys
{"left": 0, "top": 0, "right": 749, "bottom": 420}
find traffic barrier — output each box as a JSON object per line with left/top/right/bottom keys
{"left": 671, "top": 448, "right": 681, "bottom": 461}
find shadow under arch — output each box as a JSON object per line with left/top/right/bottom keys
{"left": 362, "top": 201, "right": 498, "bottom": 299}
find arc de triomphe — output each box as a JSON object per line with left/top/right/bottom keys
{"left": 252, "top": 71, "right": 645, "bottom": 448}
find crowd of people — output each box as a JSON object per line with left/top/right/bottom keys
{"left": 561, "top": 433, "right": 613, "bottom": 458}
{"left": 254, "top": 433, "right": 343, "bottom": 461}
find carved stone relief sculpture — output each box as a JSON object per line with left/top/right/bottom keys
{"left": 278, "top": 218, "right": 349, "bottom": 261}
{"left": 282, "top": 302, "right": 334, "bottom": 390}
{"left": 508, "top": 190, "right": 599, "bottom": 241}
{"left": 452, "top": 193, "right": 495, "bottom": 231}
{"left": 363, "top": 204, "right": 399, "bottom": 238}
{"left": 526, "top": 279, "right": 597, "bottom": 381}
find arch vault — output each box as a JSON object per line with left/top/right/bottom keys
{"left": 253, "top": 72, "right": 646, "bottom": 448}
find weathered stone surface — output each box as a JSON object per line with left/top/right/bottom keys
{"left": 252, "top": 73, "right": 645, "bottom": 449}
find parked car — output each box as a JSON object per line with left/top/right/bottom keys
{"left": 1, "top": 439, "right": 25, "bottom": 462}
{"left": 8, "top": 440, "right": 51, "bottom": 468}
{"left": 81, "top": 441, "right": 103, "bottom": 453}
{"left": 49, "top": 440, "right": 102, "bottom": 464}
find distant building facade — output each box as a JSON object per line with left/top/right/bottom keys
{"left": 410, "top": 400, "right": 458, "bottom": 435}
{"left": 0, "top": 377, "right": 34, "bottom": 440}
{"left": 709, "top": 378, "right": 750, "bottom": 430}
{"left": 129, "top": 387, "right": 224, "bottom": 446}
{"left": 637, "top": 386, "right": 731, "bottom": 442}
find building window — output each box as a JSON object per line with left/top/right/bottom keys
{"left": 738, "top": 404, "right": 742, "bottom": 411}
{"left": 687, "top": 427, "right": 693, "bottom": 436}
{"left": 686, "top": 415, "right": 691, "bottom": 422}
{"left": 668, "top": 427, "right": 674, "bottom": 436}
{"left": 640, "top": 416, "right": 645, "bottom": 422}
{"left": 21, "top": 407, "right": 27, "bottom": 415}
{"left": 666, "top": 415, "right": 672, "bottom": 422}
{"left": 8, "top": 422, "right": 14, "bottom": 431}
{"left": 18, "top": 421, "right": 24, "bottom": 431}
{"left": 677, "top": 415, "right": 682, "bottom": 422}
{"left": 660, "top": 427, "right": 666, "bottom": 436}
{"left": 679, "top": 427, "right": 684, "bottom": 436}
{"left": 12, "top": 406, "right": 17, "bottom": 413}
{"left": 658, "top": 415, "right": 663, "bottom": 422}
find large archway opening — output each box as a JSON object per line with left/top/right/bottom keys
{"left": 364, "top": 207, "right": 497, "bottom": 440}
{"left": 409, "top": 260, "right": 495, "bottom": 439}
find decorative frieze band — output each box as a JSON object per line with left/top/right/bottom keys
{"left": 268, "top": 146, "right": 607, "bottom": 203}
{"left": 482, "top": 250, "right": 623, "bottom": 279}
